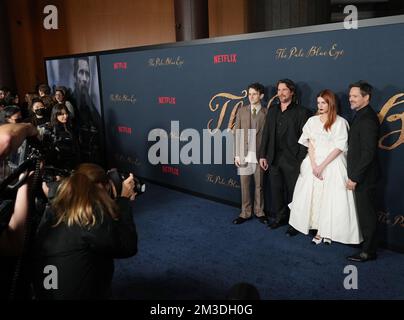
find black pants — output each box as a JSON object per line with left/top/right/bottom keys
{"left": 269, "top": 154, "right": 300, "bottom": 222}
{"left": 355, "top": 185, "right": 378, "bottom": 255}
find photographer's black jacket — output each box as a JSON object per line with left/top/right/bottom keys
{"left": 32, "top": 197, "right": 137, "bottom": 300}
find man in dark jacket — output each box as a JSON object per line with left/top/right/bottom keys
{"left": 346, "top": 81, "right": 380, "bottom": 262}
{"left": 259, "top": 79, "right": 311, "bottom": 236}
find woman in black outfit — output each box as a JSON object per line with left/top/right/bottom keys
{"left": 33, "top": 163, "right": 138, "bottom": 299}
{"left": 49, "top": 103, "right": 80, "bottom": 169}
{"left": 29, "top": 98, "right": 50, "bottom": 127}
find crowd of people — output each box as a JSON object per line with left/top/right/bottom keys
{"left": 0, "top": 82, "right": 138, "bottom": 300}
{"left": 233, "top": 79, "right": 380, "bottom": 263}
{"left": 0, "top": 78, "right": 382, "bottom": 300}
{"left": 0, "top": 83, "right": 92, "bottom": 169}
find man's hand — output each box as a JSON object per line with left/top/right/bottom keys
{"left": 346, "top": 178, "right": 357, "bottom": 191}
{"left": 259, "top": 158, "right": 268, "bottom": 171}
{"left": 121, "top": 173, "right": 137, "bottom": 201}
{"left": 0, "top": 123, "right": 38, "bottom": 160}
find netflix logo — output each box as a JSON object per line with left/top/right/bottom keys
{"left": 162, "top": 165, "right": 179, "bottom": 176}
{"left": 213, "top": 54, "right": 237, "bottom": 64}
{"left": 114, "top": 62, "right": 127, "bottom": 70}
{"left": 117, "top": 126, "right": 132, "bottom": 134}
{"left": 158, "top": 97, "right": 176, "bottom": 104}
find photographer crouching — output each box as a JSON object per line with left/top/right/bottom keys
{"left": 32, "top": 163, "right": 138, "bottom": 300}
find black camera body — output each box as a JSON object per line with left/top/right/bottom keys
{"left": 106, "top": 168, "right": 145, "bottom": 197}
{"left": 36, "top": 123, "right": 77, "bottom": 170}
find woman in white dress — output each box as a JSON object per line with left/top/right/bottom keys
{"left": 288, "top": 89, "right": 362, "bottom": 245}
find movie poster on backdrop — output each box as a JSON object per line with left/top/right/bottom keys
{"left": 45, "top": 56, "right": 104, "bottom": 165}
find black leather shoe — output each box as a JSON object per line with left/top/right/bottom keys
{"left": 233, "top": 217, "right": 251, "bottom": 225}
{"left": 257, "top": 216, "right": 269, "bottom": 225}
{"left": 269, "top": 220, "right": 287, "bottom": 229}
{"left": 285, "top": 226, "right": 299, "bottom": 237}
{"left": 347, "top": 252, "right": 377, "bottom": 262}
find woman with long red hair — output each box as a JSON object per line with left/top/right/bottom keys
{"left": 288, "top": 89, "right": 362, "bottom": 245}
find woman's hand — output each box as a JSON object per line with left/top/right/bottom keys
{"left": 312, "top": 164, "right": 324, "bottom": 180}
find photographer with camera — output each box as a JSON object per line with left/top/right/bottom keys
{"left": 1, "top": 122, "right": 39, "bottom": 299}
{"left": 32, "top": 163, "right": 138, "bottom": 300}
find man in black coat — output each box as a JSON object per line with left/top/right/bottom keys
{"left": 346, "top": 81, "right": 380, "bottom": 262}
{"left": 259, "top": 79, "right": 311, "bottom": 236}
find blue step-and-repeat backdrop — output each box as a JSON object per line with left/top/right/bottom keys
{"left": 46, "top": 17, "right": 404, "bottom": 251}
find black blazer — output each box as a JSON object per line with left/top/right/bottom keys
{"left": 347, "top": 105, "right": 380, "bottom": 189}
{"left": 259, "top": 102, "right": 311, "bottom": 166}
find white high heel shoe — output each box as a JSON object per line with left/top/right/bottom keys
{"left": 311, "top": 235, "right": 322, "bottom": 245}
{"left": 323, "top": 238, "right": 332, "bottom": 245}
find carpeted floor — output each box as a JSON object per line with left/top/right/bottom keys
{"left": 112, "top": 183, "right": 404, "bottom": 300}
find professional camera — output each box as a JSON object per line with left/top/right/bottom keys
{"left": 106, "top": 168, "right": 145, "bottom": 198}
{"left": 24, "top": 123, "right": 78, "bottom": 174}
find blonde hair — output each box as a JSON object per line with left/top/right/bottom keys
{"left": 52, "top": 163, "right": 118, "bottom": 228}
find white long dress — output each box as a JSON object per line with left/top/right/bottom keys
{"left": 289, "top": 115, "right": 363, "bottom": 244}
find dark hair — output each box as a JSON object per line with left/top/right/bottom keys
{"left": 38, "top": 84, "right": 51, "bottom": 95}
{"left": 247, "top": 82, "right": 265, "bottom": 96}
{"left": 51, "top": 103, "right": 70, "bottom": 126}
{"left": 276, "top": 78, "right": 298, "bottom": 104}
{"left": 276, "top": 78, "right": 296, "bottom": 94}
{"left": 0, "top": 86, "right": 10, "bottom": 93}
{"left": 74, "top": 57, "right": 90, "bottom": 76}
{"left": 4, "top": 105, "right": 21, "bottom": 119}
{"left": 4, "top": 94, "right": 16, "bottom": 106}
{"left": 349, "top": 81, "right": 373, "bottom": 100}
{"left": 31, "top": 97, "right": 43, "bottom": 107}
{"left": 41, "top": 95, "right": 54, "bottom": 109}
{"left": 55, "top": 86, "right": 66, "bottom": 96}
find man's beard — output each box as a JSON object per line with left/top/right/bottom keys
{"left": 79, "top": 84, "right": 89, "bottom": 94}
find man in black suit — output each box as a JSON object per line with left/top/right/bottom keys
{"left": 259, "top": 79, "right": 311, "bottom": 236}
{"left": 346, "top": 81, "right": 380, "bottom": 262}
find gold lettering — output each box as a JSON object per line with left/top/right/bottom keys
{"left": 289, "top": 47, "right": 304, "bottom": 59}
{"left": 328, "top": 43, "right": 344, "bottom": 59}
{"left": 207, "top": 91, "right": 279, "bottom": 133}
{"left": 207, "top": 91, "right": 247, "bottom": 133}
{"left": 148, "top": 56, "right": 184, "bottom": 67}
{"left": 266, "top": 94, "right": 278, "bottom": 109}
{"left": 110, "top": 93, "right": 137, "bottom": 104}
{"left": 206, "top": 173, "right": 240, "bottom": 188}
{"left": 393, "top": 215, "right": 404, "bottom": 227}
{"left": 378, "top": 93, "right": 404, "bottom": 150}
{"left": 227, "top": 178, "right": 240, "bottom": 188}
{"left": 275, "top": 48, "right": 287, "bottom": 59}
{"left": 378, "top": 211, "right": 388, "bottom": 224}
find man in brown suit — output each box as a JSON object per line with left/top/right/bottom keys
{"left": 233, "top": 83, "right": 269, "bottom": 225}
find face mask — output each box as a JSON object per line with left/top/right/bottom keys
{"left": 34, "top": 108, "right": 45, "bottom": 116}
